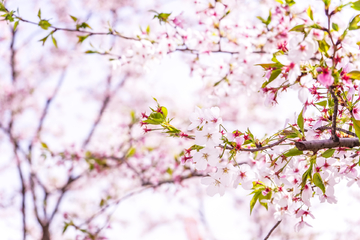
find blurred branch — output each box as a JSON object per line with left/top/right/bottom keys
{"left": 35, "top": 68, "right": 67, "bottom": 138}
{"left": 77, "top": 171, "right": 206, "bottom": 237}
{"left": 264, "top": 220, "right": 281, "bottom": 240}
{"left": 10, "top": 28, "right": 16, "bottom": 83}
{"left": 14, "top": 15, "right": 141, "bottom": 41}
{"left": 83, "top": 74, "right": 128, "bottom": 148}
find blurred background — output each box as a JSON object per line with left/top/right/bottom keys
{"left": 1, "top": 0, "right": 360, "bottom": 239}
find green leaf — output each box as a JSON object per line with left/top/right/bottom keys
{"left": 130, "top": 110, "right": 137, "bottom": 124}
{"left": 332, "top": 22, "right": 339, "bottom": 31}
{"left": 146, "top": 25, "right": 150, "bottom": 35}
{"left": 308, "top": 24, "right": 322, "bottom": 30}
{"left": 85, "top": 50, "right": 98, "bottom": 54}
{"left": 77, "top": 34, "right": 89, "bottom": 43}
{"left": 322, "top": 148, "right": 335, "bottom": 158}
{"left": 190, "top": 144, "right": 204, "bottom": 152}
{"left": 315, "top": 100, "right": 327, "bottom": 107}
{"left": 70, "top": 15, "right": 77, "bottom": 22}
{"left": 313, "top": 172, "right": 326, "bottom": 194}
{"left": 352, "top": 1, "right": 360, "bottom": 11}
{"left": 62, "top": 223, "right": 69, "bottom": 234}
{"left": 250, "top": 191, "right": 261, "bottom": 215}
{"left": 38, "top": 34, "right": 50, "bottom": 46}
{"left": 317, "top": 39, "right": 330, "bottom": 57}
{"left": 285, "top": 0, "right": 296, "bottom": 6}
{"left": 352, "top": 118, "right": 360, "bottom": 139}
{"left": 161, "top": 106, "right": 168, "bottom": 118}
{"left": 349, "top": 14, "right": 360, "bottom": 30}
{"left": 13, "top": 20, "right": 19, "bottom": 31}
{"left": 0, "top": 2, "right": 6, "bottom": 12}
{"left": 262, "top": 69, "right": 282, "bottom": 88}
{"left": 166, "top": 167, "right": 173, "bottom": 175}
{"left": 268, "top": 69, "right": 282, "bottom": 82}
{"left": 347, "top": 70, "right": 360, "bottom": 79}
{"left": 297, "top": 108, "right": 304, "bottom": 135}
{"left": 151, "top": 11, "right": 172, "bottom": 24}
{"left": 275, "top": 0, "right": 284, "bottom": 3}
{"left": 259, "top": 190, "right": 272, "bottom": 210}
{"left": 41, "top": 142, "right": 49, "bottom": 149}
{"left": 126, "top": 147, "right": 136, "bottom": 158}
{"left": 37, "top": 9, "right": 41, "bottom": 19}
{"left": 323, "top": 0, "right": 331, "bottom": 8}
{"left": 290, "top": 24, "right": 305, "bottom": 32}
{"left": 38, "top": 19, "right": 51, "bottom": 30}
{"left": 77, "top": 22, "right": 92, "bottom": 30}
{"left": 256, "top": 62, "right": 283, "bottom": 69}
{"left": 99, "top": 199, "right": 106, "bottom": 207}
{"left": 284, "top": 147, "right": 303, "bottom": 157}
{"left": 144, "top": 112, "right": 165, "bottom": 125}
{"left": 51, "top": 35, "right": 58, "bottom": 48}
{"left": 3, "top": 11, "right": 14, "bottom": 22}
{"left": 246, "top": 128, "right": 255, "bottom": 142}
{"left": 301, "top": 159, "right": 314, "bottom": 188}
{"left": 257, "top": 10, "right": 271, "bottom": 26}
{"left": 307, "top": 6, "right": 313, "bottom": 20}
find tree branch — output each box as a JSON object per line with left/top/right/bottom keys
{"left": 316, "top": 126, "right": 356, "bottom": 137}
{"left": 329, "top": 86, "right": 339, "bottom": 142}
{"left": 264, "top": 220, "right": 281, "bottom": 240}
{"left": 35, "top": 68, "right": 67, "bottom": 138}
{"left": 14, "top": 15, "right": 141, "bottom": 41}
{"left": 225, "top": 138, "right": 287, "bottom": 152}
{"left": 295, "top": 138, "right": 359, "bottom": 151}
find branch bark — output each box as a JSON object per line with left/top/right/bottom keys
{"left": 329, "top": 86, "right": 339, "bottom": 142}
{"left": 295, "top": 138, "right": 359, "bottom": 151}
{"left": 264, "top": 220, "right": 281, "bottom": 240}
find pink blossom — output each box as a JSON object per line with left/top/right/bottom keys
{"left": 317, "top": 68, "right": 334, "bottom": 87}
{"left": 294, "top": 220, "right": 312, "bottom": 232}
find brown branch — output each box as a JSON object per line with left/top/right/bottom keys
{"left": 8, "top": 27, "right": 27, "bottom": 240}
{"left": 329, "top": 86, "right": 339, "bottom": 142}
{"left": 82, "top": 74, "right": 127, "bottom": 148}
{"left": 35, "top": 68, "right": 67, "bottom": 138}
{"left": 142, "top": 172, "right": 206, "bottom": 187}
{"left": 14, "top": 15, "right": 141, "bottom": 41}
{"left": 295, "top": 138, "right": 359, "bottom": 151}
{"left": 48, "top": 175, "right": 81, "bottom": 223}
{"left": 225, "top": 138, "right": 287, "bottom": 152}
{"left": 264, "top": 220, "right": 281, "bottom": 240}
{"left": 82, "top": 74, "right": 112, "bottom": 148}
{"left": 29, "top": 174, "right": 45, "bottom": 227}
{"left": 79, "top": 171, "right": 206, "bottom": 232}
{"left": 316, "top": 126, "right": 357, "bottom": 137}
{"left": 10, "top": 28, "right": 16, "bottom": 83}
{"left": 14, "top": 147, "right": 27, "bottom": 240}
{"left": 175, "top": 47, "right": 267, "bottom": 55}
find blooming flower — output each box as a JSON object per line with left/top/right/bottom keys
{"left": 294, "top": 220, "right": 313, "bottom": 232}
{"left": 193, "top": 148, "right": 219, "bottom": 170}
{"left": 188, "top": 106, "right": 205, "bottom": 130}
{"left": 201, "top": 173, "right": 226, "bottom": 197}
{"left": 195, "top": 127, "right": 222, "bottom": 148}
{"left": 317, "top": 67, "right": 334, "bottom": 87}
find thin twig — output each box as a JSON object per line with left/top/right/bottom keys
{"left": 224, "top": 138, "right": 287, "bottom": 152}
{"left": 264, "top": 220, "right": 282, "bottom": 240}
{"left": 14, "top": 15, "right": 141, "bottom": 41}
{"left": 329, "top": 86, "right": 339, "bottom": 142}
{"left": 35, "top": 68, "right": 67, "bottom": 137}
{"left": 316, "top": 126, "right": 356, "bottom": 137}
